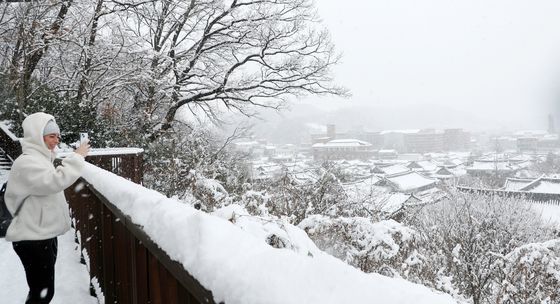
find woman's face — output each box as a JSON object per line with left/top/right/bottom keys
{"left": 43, "top": 134, "right": 60, "bottom": 151}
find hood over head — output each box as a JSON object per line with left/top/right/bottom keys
{"left": 21, "top": 112, "right": 58, "bottom": 158}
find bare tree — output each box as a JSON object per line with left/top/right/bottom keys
{"left": 109, "top": 0, "right": 348, "bottom": 139}
{"left": 1, "top": 1, "right": 74, "bottom": 119}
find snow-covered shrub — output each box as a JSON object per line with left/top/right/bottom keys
{"left": 299, "top": 215, "right": 420, "bottom": 277}
{"left": 495, "top": 240, "right": 560, "bottom": 304}
{"left": 237, "top": 189, "right": 271, "bottom": 217}
{"left": 145, "top": 125, "right": 250, "bottom": 200}
{"left": 263, "top": 165, "right": 349, "bottom": 225}
{"left": 212, "top": 204, "right": 321, "bottom": 257}
{"left": 190, "top": 174, "right": 230, "bottom": 211}
{"left": 407, "top": 190, "right": 556, "bottom": 304}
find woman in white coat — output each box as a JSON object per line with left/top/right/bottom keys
{"left": 5, "top": 112, "right": 90, "bottom": 304}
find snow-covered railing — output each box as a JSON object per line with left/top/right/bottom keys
{"left": 66, "top": 175, "right": 217, "bottom": 304}
{"left": 59, "top": 148, "right": 144, "bottom": 184}
{"left": 457, "top": 186, "right": 560, "bottom": 205}
{"left": 0, "top": 121, "right": 22, "bottom": 161}
{"left": 70, "top": 163, "right": 457, "bottom": 304}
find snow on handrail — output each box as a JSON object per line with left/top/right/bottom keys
{"left": 0, "top": 121, "right": 19, "bottom": 141}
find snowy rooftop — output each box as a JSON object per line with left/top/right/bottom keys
{"left": 513, "top": 130, "right": 548, "bottom": 137}
{"left": 519, "top": 178, "right": 560, "bottom": 194}
{"left": 385, "top": 171, "right": 437, "bottom": 192}
{"left": 234, "top": 141, "right": 259, "bottom": 146}
{"left": 312, "top": 139, "right": 372, "bottom": 148}
{"left": 503, "top": 178, "right": 535, "bottom": 191}
{"left": 80, "top": 164, "right": 455, "bottom": 304}
{"left": 378, "top": 193, "right": 420, "bottom": 213}
{"left": 376, "top": 164, "right": 410, "bottom": 175}
{"left": 408, "top": 161, "right": 439, "bottom": 172}
{"left": 467, "top": 161, "right": 514, "bottom": 172}
{"left": 380, "top": 129, "right": 421, "bottom": 135}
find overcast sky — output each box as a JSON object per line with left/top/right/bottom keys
{"left": 301, "top": 0, "right": 560, "bottom": 131}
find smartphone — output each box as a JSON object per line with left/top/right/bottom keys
{"left": 80, "top": 132, "right": 89, "bottom": 143}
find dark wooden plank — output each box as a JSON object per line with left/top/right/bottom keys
{"left": 101, "top": 205, "right": 116, "bottom": 304}
{"left": 113, "top": 219, "right": 131, "bottom": 304}
{"left": 160, "top": 263, "right": 178, "bottom": 304}
{"left": 134, "top": 240, "right": 149, "bottom": 304}
{"left": 148, "top": 253, "right": 162, "bottom": 304}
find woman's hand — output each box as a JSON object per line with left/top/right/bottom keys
{"left": 75, "top": 140, "right": 91, "bottom": 157}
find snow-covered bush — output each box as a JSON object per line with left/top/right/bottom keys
{"left": 145, "top": 125, "right": 250, "bottom": 200}
{"left": 299, "top": 215, "right": 421, "bottom": 277}
{"left": 495, "top": 240, "right": 560, "bottom": 304}
{"left": 212, "top": 204, "right": 321, "bottom": 257}
{"left": 261, "top": 165, "right": 350, "bottom": 224}
{"left": 407, "top": 190, "right": 557, "bottom": 304}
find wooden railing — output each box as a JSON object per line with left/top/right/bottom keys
{"left": 66, "top": 179, "right": 218, "bottom": 304}
{"left": 457, "top": 186, "right": 560, "bottom": 205}
{"left": 0, "top": 122, "right": 21, "bottom": 161}
{"left": 0, "top": 122, "right": 219, "bottom": 304}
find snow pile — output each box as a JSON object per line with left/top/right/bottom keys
{"left": 81, "top": 163, "right": 456, "bottom": 304}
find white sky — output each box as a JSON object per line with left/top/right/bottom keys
{"left": 306, "top": 0, "right": 560, "bottom": 130}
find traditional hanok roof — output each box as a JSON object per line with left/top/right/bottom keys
{"left": 380, "top": 129, "right": 421, "bottom": 135}
{"left": 508, "top": 154, "right": 535, "bottom": 163}
{"left": 518, "top": 177, "right": 560, "bottom": 194}
{"left": 503, "top": 178, "right": 535, "bottom": 191}
{"left": 442, "top": 158, "right": 464, "bottom": 168}
{"left": 466, "top": 161, "right": 515, "bottom": 172}
{"left": 383, "top": 171, "right": 437, "bottom": 193}
{"left": 375, "top": 164, "right": 410, "bottom": 175}
{"left": 312, "top": 139, "right": 372, "bottom": 148}
{"left": 378, "top": 193, "right": 421, "bottom": 213}
{"left": 407, "top": 160, "right": 438, "bottom": 172}
{"left": 343, "top": 175, "right": 386, "bottom": 203}
{"left": 434, "top": 167, "right": 454, "bottom": 176}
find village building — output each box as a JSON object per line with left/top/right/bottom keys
{"left": 403, "top": 129, "right": 445, "bottom": 153}
{"left": 443, "top": 128, "right": 471, "bottom": 151}
{"left": 407, "top": 160, "right": 439, "bottom": 174}
{"left": 517, "top": 177, "right": 560, "bottom": 194}
{"left": 502, "top": 177, "right": 535, "bottom": 191}
{"left": 378, "top": 149, "right": 399, "bottom": 159}
{"left": 312, "top": 139, "right": 374, "bottom": 160}
{"left": 371, "top": 163, "right": 410, "bottom": 176}
{"left": 376, "top": 171, "right": 438, "bottom": 193}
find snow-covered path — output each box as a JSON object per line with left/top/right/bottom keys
{"left": 0, "top": 170, "right": 98, "bottom": 304}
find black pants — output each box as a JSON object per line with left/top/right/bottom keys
{"left": 12, "top": 237, "right": 58, "bottom": 304}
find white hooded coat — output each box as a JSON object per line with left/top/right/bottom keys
{"left": 5, "top": 112, "right": 84, "bottom": 241}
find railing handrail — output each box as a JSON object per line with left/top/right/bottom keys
{"left": 0, "top": 121, "right": 22, "bottom": 161}
{"left": 0, "top": 121, "right": 19, "bottom": 141}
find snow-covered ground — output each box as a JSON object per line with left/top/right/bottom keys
{"left": 0, "top": 225, "right": 98, "bottom": 304}
{"left": 0, "top": 169, "right": 97, "bottom": 304}
{"left": 0, "top": 169, "right": 9, "bottom": 184}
